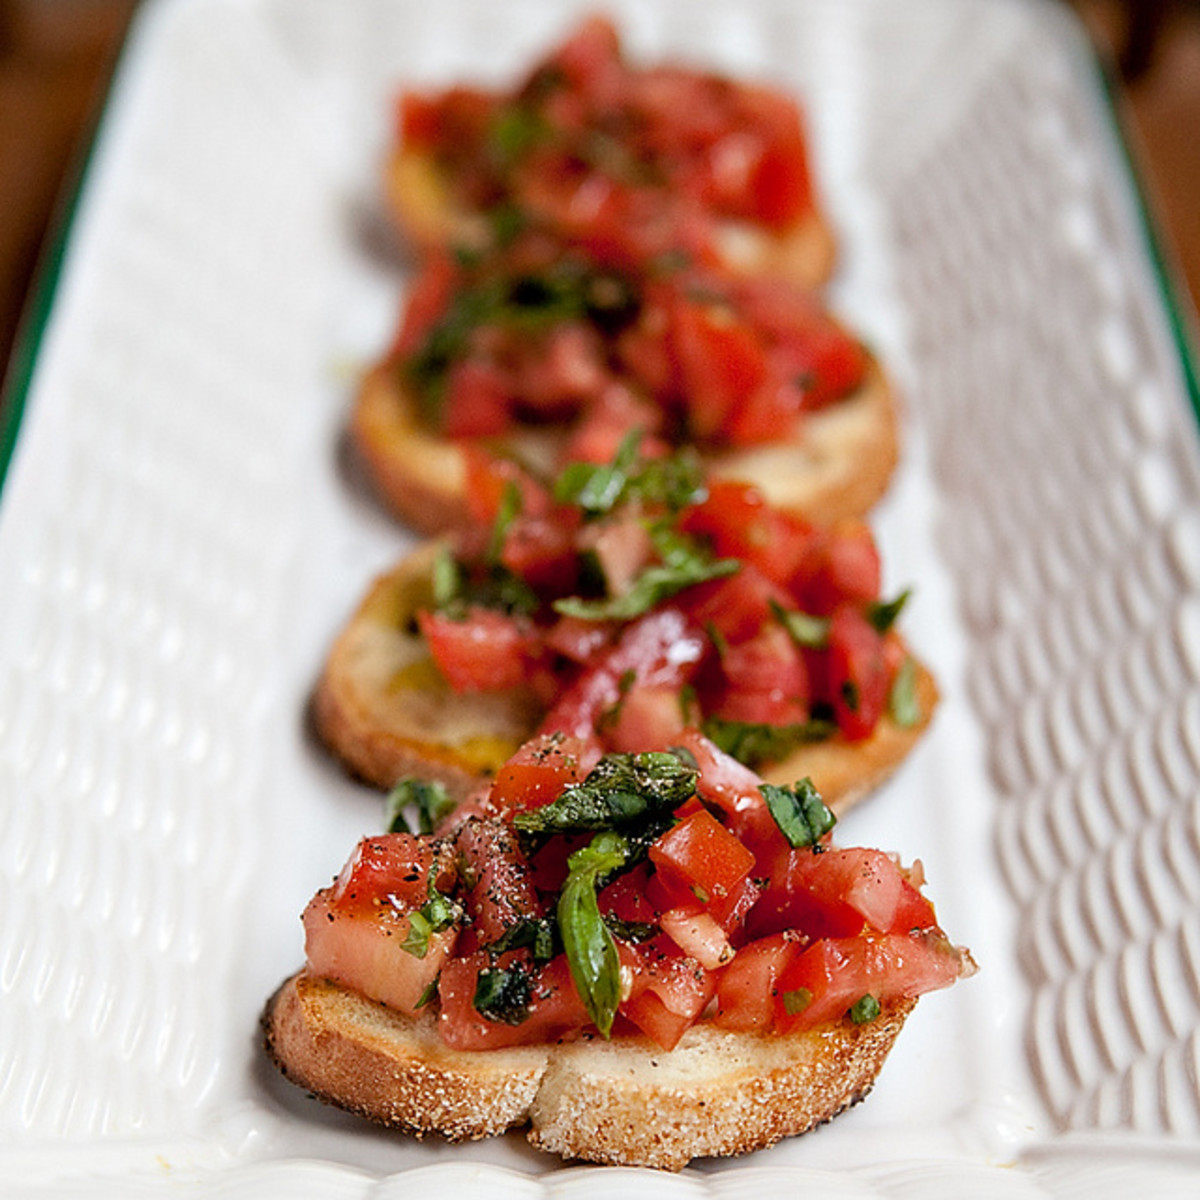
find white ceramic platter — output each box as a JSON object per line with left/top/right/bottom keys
{"left": 3, "top": 0, "right": 1200, "bottom": 1194}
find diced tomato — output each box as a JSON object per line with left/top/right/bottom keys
{"left": 712, "top": 933, "right": 802, "bottom": 1031}
{"left": 437, "top": 950, "right": 591, "bottom": 1049}
{"left": 489, "top": 732, "right": 590, "bottom": 815}
{"left": 598, "top": 860, "right": 658, "bottom": 925}
{"left": 774, "top": 932, "right": 962, "bottom": 1032}
{"left": 542, "top": 614, "right": 616, "bottom": 664}
{"left": 391, "top": 253, "right": 459, "bottom": 358}
{"left": 539, "top": 607, "right": 706, "bottom": 741}
{"left": 418, "top": 606, "right": 539, "bottom": 694}
{"left": 649, "top": 808, "right": 756, "bottom": 907}
{"left": 496, "top": 511, "right": 580, "bottom": 594}
{"left": 461, "top": 448, "right": 556, "bottom": 528}
{"left": 399, "top": 86, "right": 495, "bottom": 152}
{"left": 561, "top": 382, "right": 669, "bottom": 466}
{"left": 704, "top": 621, "right": 809, "bottom": 727}
{"left": 792, "top": 522, "right": 881, "bottom": 613}
{"left": 681, "top": 481, "right": 816, "bottom": 586}
{"left": 750, "top": 846, "right": 935, "bottom": 943}
{"left": 441, "top": 359, "right": 512, "bottom": 437}
{"left": 577, "top": 510, "right": 655, "bottom": 599}
{"left": 304, "top": 833, "right": 458, "bottom": 1017}
{"left": 602, "top": 683, "right": 689, "bottom": 754}
{"left": 682, "top": 563, "right": 789, "bottom": 644}
{"left": 659, "top": 904, "right": 734, "bottom": 970}
{"left": 452, "top": 817, "right": 541, "bottom": 951}
{"left": 672, "top": 728, "right": 784, "bottom": 855}
{"left": 621, "top": 942, "right": 716, "bottom": 1050}
{"left": 671, "top": 298, "right": 770, "bottom": 439}
{"left": 824, "top": 606, "right": 890, "bottom": 740}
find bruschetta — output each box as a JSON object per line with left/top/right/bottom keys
{"left": 388, "top": 15, "right": 836, "bottom": 288}
{"left": 263, "top": 747, "right": 971, "bottom": 1168}
{"left": 353, "top": 235, "right": 898, "bottom": 535}
{"left": 314, "top": 446, "right": 936, "bottom": 809}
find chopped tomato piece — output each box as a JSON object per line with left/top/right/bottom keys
{"left": 649, "top": 808, "right": 756, "bottom": 906}
{"left": 713, "top": 933, "right": 802, "bottom": 1031}
{"left": 452, "top": 818, "right": 541, "bottom": 951}
{"left": 824, "top": 607, "right": 890, "bottom": 740}
{"left": 621, "top": 943, "right": 716, "bottom": 1050}
{"left": 489, "top": 733, "right": 591, "bottom": 815}
{"left": 792, "top": 522, "right": 881, "bottom": 613}
{"left": 441, "top": 358, "right": 512, "bottom": 437}
{"left": 418, "top": 606, "right": 538, "bottom": 694}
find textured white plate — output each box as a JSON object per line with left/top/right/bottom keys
{"left": 3, "top": 0, "right": 1200, "bottom": 1194}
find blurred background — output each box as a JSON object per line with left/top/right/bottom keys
{"left": 2, "top": 0, "right": 1198, "bottom": 387}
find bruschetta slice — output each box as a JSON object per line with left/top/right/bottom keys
{"left": 353, "top": 236, "right": 898, "bottom": 535}
{"left": 264, "top": 753, "right": 971, "bottom": 1168}
{"left": 388, "top": 15, "right": 836, "bottom": 288}
{"left": 314, "top": 447, "right": 936, "bottom": 810}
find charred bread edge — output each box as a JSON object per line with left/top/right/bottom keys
{"left": 264, "top": 970, "right": 915, "bottom": 1170}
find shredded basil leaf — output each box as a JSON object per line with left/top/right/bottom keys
{"left": 888, "top": 656, "right": 922, "bottom": 728}
{"left": 400, "top": 891, "right": 459, "bottom": 959}
{"left": 488, "top": 915, "right": 560, "bottom": 962}
{"left": 558, "top": 832, "right": 629, "bottom": 1037}
{"left": 760, "top": 778, "right": 837, "bottom": 849}
{"left": 782, "top": 986, "right": 812, "bottom": 1016}
{"left": 385, "top": 778, "right": 457, "bottom": 835}
{"left": 770, "top": 599, "right": 830, "bottom": 649}
{"left": 473, "top": 963, "right": 534, "bottom": 1025}
{"left": 701, "top": 716, "right": 838, "bottom": 768}
{"left": 867, "top": 589, "right": 911, "bottom": 634}
{"left": 512, "top": 751, "right": 697, "bottom": 836}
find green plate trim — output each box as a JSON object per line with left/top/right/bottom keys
{"left": 0, "top": 3, "right": 139, "bottom": 501}
{"left": 1087, "top": 39, "right": 1200, "bottom": 426}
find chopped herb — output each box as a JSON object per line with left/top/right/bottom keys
{"left": 385, "top": 778, "right": 457, "bottom": 835}
{"left": 400, "top": 890, "right": 459, "bottom": 958}
{"left": 431, "top": 547, "right": 462, "bottom": 610}
{"left": 760, "top": 778, "right": 837, "bottom": 849}
{"left": 701, "top": 716, "right": 838, "bottom": 768}
{"left": 603, "top": 917, "right": 658, "bottom": 943}
{"left": 770, "top": 599, "right": 830, "bottom": 649}
{"left": 473, "top": 963, "right": 534, "bottom": 1025}
{"left": 553, "top": 441, "right": 706, "bottom": 518}
{"left": 512, "top": 751, "right": 697, "bottom": 836}
{"left": 867, "top": 589, "right": 911, "bottom": 634}
{"left": 841, "top": 679, "right": 860, "bottom": 713}
{"left": 487, "top": 104, "right": 547, "bottom": 167}
{"left": 888, "top": 657, "right": 922, "bottom": 728}
{"left": 558, "top": 832, "right": 629, "bottom": 1037}
{"left": 488, "top": 915, "right": 560, "bottom": 962}
{"left": 782, "top": 986, "right": 812, "bottom": 1016}
{"left": 849, "top": 994, "right": 881, "bottom": 1024}
{"left": 486, "top": 480, "right": 523, "bottom": 564}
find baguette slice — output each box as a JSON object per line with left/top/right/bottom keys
{"left": 265, "top": 970, "right": 915, "bottom": 1170}
{"left": 351, "top": 353, "right": 898, "bottom": 537}
{"left": 311, "top": 543, "right": 939, "bottom": 807}
{"left": 387, "top": 147, "right": 838, "bottom": 292}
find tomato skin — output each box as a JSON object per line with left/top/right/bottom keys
{"left": 489, "top": 733, "right": 590, "bottom": 815}
{"left": 418, "top": 606, "right": 538, "bottom": 694}
{"left": 713, "top": 933, "right": 802, "bottom": 1031}
{"left": 824, "top": 607, "right": 890, "bottom": 741}
{"left": 682, "top": 564, "right": 791, "bottom": 645}
{"left": 330, "top": 833, "right": 453, "bottom": 916}
{"left": 538, "top": 607, "right": 706, "bottom": 741}
{"left": 452, "top": 818, "right": 541, "bottom": 952}
{"left": 792, "top": 522, "right": 881, "bottom": 614}
{"left": 774, "top": 932, "right": 961, "bottom": 1032}
{"left": 649, "top": 808, "right": 756, "bottom": 907}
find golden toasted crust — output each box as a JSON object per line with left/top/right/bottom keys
{"left": 311, "top": 541, "right": 543, "bottom": 794}
{"left": 352, "top": 355, "right": 898, "bottom": 538}
{"left": 313, "top": 541, "right": 937, "bottom": 806}
{"left": 386, "top": 147, "right": 837, "bottom": 290}
{"left": 264, "top": 971, "right": 915, "bottom": 1169}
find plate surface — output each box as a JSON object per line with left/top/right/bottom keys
{"left": 3, "top": 0, "right": 1200, "bottom": 1194}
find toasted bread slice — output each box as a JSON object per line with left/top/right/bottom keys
{"left": 312, "top": 544, "right": 938, "bottom": 804}
{"left": 265, "top": 970, "right": 915, "bottom": 1169}
{"left": 386, "top": 147, "right": 838, "bottom": 292}
{"left": 351, "top": 353, "right": 898, "bottom": 537}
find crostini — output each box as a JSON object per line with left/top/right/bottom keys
{"left": 264, "top": 748, "right": 971, "bottom": 1168}
{"left": 314, "top": 445, "right": 936, "bottom": 808}
{"left": 388, "top": 15, "right": 836, "bottom": 287}
{"left": 353, "top": 234, "right": 897, "bottom": 534}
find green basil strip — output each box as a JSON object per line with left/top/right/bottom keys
{"left": 888, "top": 657, "right": 922, "bottom": 728}
{"left": 702, "top": 716, "right": 838, "bottom": 769}
{"left": 554, "top": 553, "right": 738, "bottom": 621}
{"left": 770, "top": 599, "right": 830, "bottom": 649}
{"left": 512, "top": 751, "right": 697, "bottom": 835}
{"left": 385, "top": 778, "right": 456, "bottom": 835}
{"left": 558, "top": 831, "right": 629, "bottom": 1037}
{"left": 867, "top": 588, "right": 912, "bottom": 634}
{"left": 473, "top": 964, "right": 534, "bottom": 1025}
{"left": 760, "top": 778, "right": 837, "bottom": 849}
{"left": 782, "top": 986, "right": 812, "bottom": 1016}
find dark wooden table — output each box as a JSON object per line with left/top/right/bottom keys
{"left": 2, "top": 0, "right": 1198, "bottom": 392}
